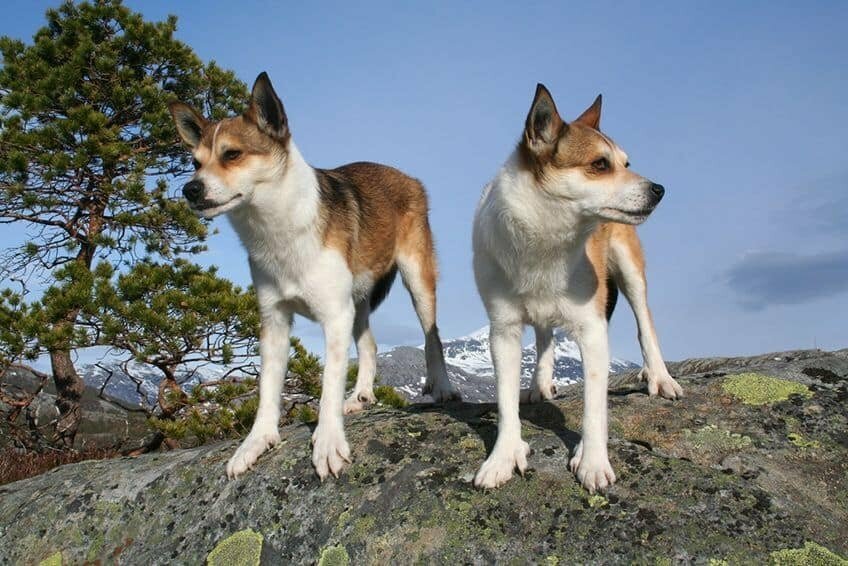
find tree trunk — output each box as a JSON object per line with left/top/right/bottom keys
{"left": 50, "top": 346, "right": 85, "bottom": 448}
{"left": 48, "top": 223, "right": 102, "bottom": 447}
{"left": 157, "top": 374, "right": 186, "bottom": 419}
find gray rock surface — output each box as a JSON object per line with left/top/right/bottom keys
{"left": 1, "top": 349, "right": 846, "bottom": 564}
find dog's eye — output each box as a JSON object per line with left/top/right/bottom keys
{"left": 625, "top": 161, "right": 630, "bottom": 168}
{"left": 223, "top": 149, "right": 243, "bottom": 162}
{"left": 592, "top": 157, "right": 610, "bottom": 171}
{"left": 192, "top": 158, "right": 201, "bottom": 170}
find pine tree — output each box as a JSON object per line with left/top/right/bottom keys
{"left": 0, "top": 1, "right": 247, "bottom": 444}
{"left": 87, "top": 259, "right": 260, "bottom": 417}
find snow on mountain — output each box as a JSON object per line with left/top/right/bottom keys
{"left": 439, "top": 325, "right": 636, "bottom": 386}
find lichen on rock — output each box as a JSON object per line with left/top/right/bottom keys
{"left": 721, "top": 373, "right": 813, "bottom": 405}
{"left": 769, "top": 541, "right": 847, "bottom": 565}
{"left": 38, "top": 552, "right": 62, "bottom": 566}
{"left": 683, "top": 425, "right": 752, "bottom": 451}
{"left": 318, "top": 545, "right": 350, "bottom": 566}
{"left": 206, "top": 529, "right": 263, "bottom": 566}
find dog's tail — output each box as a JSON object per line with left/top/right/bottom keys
{"left": 605, "top": 276, "right": 618, "bottom": 321}
{"left": 370, "top": 264, "right": 398, "bottom": 311}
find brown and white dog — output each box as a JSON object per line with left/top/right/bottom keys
{"left": 472, "top": 84, "right": 682, "bottom": 493}
{"left": 169, "top": 72, "right": 459, "bottom": 480}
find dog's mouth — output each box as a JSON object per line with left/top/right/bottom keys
{"left": 598, "top": 206, "right": 655, "bottom": 224}
{"left": 190, "top": 194, "right": 244, "bottom": 217}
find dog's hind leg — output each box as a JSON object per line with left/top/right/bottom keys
{"left": 520, "top": 325, "right": 557, "bottom": 403}
{"left": 344, "top": 302, "right": 378, "bottom": 415}
{"left": 397, "top": 217, "right": 460, "bottom": 403}
{"left": 610, "top": 234, "right": 683, "bottom": 399}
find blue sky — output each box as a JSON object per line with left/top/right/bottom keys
{"left": 3, "top": 1, "right": 847, "bottom": 362}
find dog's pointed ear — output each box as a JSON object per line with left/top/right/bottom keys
{"left": 574, "top": 94, "right": 602, "bottom": 130}
{"left": 168, "top": 102, "right": 207, "bottom": 149}
{"left": 248, "top": 72, "right": 289, "bottom": 140}
{"left": 524, "top": 83, "right": 564, "bottom": 148}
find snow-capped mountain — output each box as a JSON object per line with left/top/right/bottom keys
{"left": 441, "top": 325, "right": 636, "bottom": 385}
{"left": 376, "top": 325, "right": 638, "bottom": 403}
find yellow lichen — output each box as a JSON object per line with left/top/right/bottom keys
{"left": 769, "top": 541, "right": 847, "bottom": 565}
{"left": 458, "top": 436, "right": 480, "bottom": 451}
{"left": 587, "top": 494, "right": 609, "bottom": 509}
{"left": 721, "top": 373, "right": 812, "bottom": 406}
{"left": 318, "top": 545, "right": 350, "bottom": 566}
{"left": 38, "top": 552, "right": 62, "bottom": 566}
{"left": 206, "top": 529, "right": 263, "bottom": 566}
{"left": 787, "top": 432, "right": 821, "bottom": 450}
{"left": 683, "top": 425, "right": 752, "bottom": 451}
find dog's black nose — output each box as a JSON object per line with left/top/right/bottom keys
{"left": 183, "top": 180, "right": 204, "bottom": 203}
{"left": 649, "top": 183, "right": 665, "bottom": 201}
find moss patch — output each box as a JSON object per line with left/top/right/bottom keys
{"left": 769, "top": 541, "right": 847, "bottom": 565}
{"left": 207, "top": 529, "right": 263, "bottom": 566}
{"left": 683, "top": 425, "right": 752, "bottom": 451}
{"left": 292, "top": 404, "right": 318, "bottom": 424}
{"left": 38, "top": 552, "right": 62, "bottom": 566}
{"left": 318, "top": 545, "right": 350, "bottom": 566}
{"left": 722, "top": 373, "right": 812, "bottom": 406}
{"left": 374, "top": 385, "right": 408, "bottom": 408}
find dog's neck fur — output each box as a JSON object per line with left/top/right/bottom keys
{"left": 493, "top": 150, "right": 598, "bottom": 255}
{"left": 226, "top": 141, "right": 322, "bottom": 269}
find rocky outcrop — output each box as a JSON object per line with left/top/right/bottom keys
{"left": 0, "top": 367, "right": 151, "bottom": 451}
{"left": 1, "top": 349, "right": 846, "bottom": 564}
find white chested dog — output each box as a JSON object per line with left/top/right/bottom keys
{"left": 169, "top": 73, "right": 458, "bottom": 480}
{"left": 472, "top": 84, "right": 682, "bottom": 493}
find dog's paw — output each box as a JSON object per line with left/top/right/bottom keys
{"left": 569, "top": 441, "right": 616, "bottom": 494}
{"left": 520, "top": 383, "right": 557, "bottom": 404}
{"left": 640, "top": 366, "right": 684, "bottom": 400}
{"left": 343, "top": 389, "right": 376, "bottom": 415}
{"left": 311, "top": 424, "right": 352, "bottom": 480}
{"left": 473, "top": 437, "right": 531, "bottom": 489}
{"left": 226, "top": 427, "right": 280, "bottom": 479}
{"left": 422, "top": 379, "right": 461, "bottom": 403}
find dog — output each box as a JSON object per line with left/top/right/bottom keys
{"left": 169, "top": 72, "right": 459, "bottom": 480}
{"left": 471, "top": 84, "right": 682, "bottom": 493}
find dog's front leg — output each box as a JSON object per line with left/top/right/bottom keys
{"left": 569, "top": 318, "right": 616, "bottom": 493}
{"left": 474, "top": 320, "right": 530, "bottom": 489}
{"left": 227, "top": 301, "right": 291, "bottom": 479}
{"left": 312, "top": 301, "right": 355, "bottom": 479}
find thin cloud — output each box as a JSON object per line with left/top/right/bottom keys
{"left": 726, "top": 249, "right": 848, "bottom": 310}
{"left": 780, "top": 172, "right": 848, "bottom": 237}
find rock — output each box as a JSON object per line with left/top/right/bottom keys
{"left": 0, "top": 367, "right": 151, "bottom": 451}
{"left": 1, "top": 349, "right": 846, "bottom": 564}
